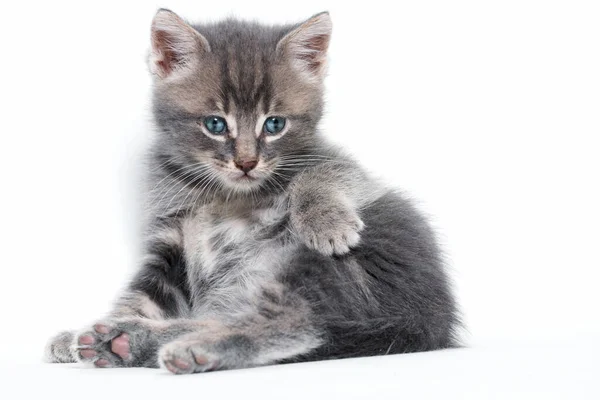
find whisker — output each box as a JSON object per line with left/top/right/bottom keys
{"left": 172, "top": 170, "right": 215, "bottom": 217}
{"left": 152, "top": 164, "right": 212, "bottom": 212}
{"left": 148, "top": 162, "right": 211, "bottom": 205}
{"left": 191, "top": 171, "right": 221, "bottom": 209}
{"left": 161, "top": 169, "right": 212, "bottom": 217}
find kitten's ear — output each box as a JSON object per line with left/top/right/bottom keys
{"left": 149, "top": 9, "right": 210, "bottom": 79}
{"left": 277, "top": 12, "right": 332, "bottom": 82}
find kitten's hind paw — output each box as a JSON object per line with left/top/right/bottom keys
{"left": 73, "top": 319, "right": 158, "bottom": 368}
{"left": 159, "top": 339, "right": 221, "bottom": 374}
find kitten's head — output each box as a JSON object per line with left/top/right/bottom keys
{"left": 149, "top": 9, "right": 331, "bottom": 194}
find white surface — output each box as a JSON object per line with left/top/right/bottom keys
{"left": 1, "top": 0, "right": 599, "bottom": 398}
{"left": 3, "top": 339, "right": 599, "bottom": 399}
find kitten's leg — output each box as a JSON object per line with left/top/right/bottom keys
{"left": 158, "top": 290, "right": 323, "bottom": 374}
{"left": 289, "top": 160, "right": 383, "bottom": 255}
{"left": 46, "top": 217, "right": 191, "bottom": 366}
{"left": 71, "top": 317, "right": 215, "bottom": 368}
{"left": 44, "top": 290, "right": 181, "bottom": 365}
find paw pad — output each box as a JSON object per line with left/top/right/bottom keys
{"left": 79, "top": 349, "right": 97, "bottom": 359}
{"left": 94, "top": 358, "right": 110, "bottom": 368}
{"left": 94, "top": 324, "right": 111, "bottom": 334}
{"left": 159, "top": 341, "right": 221, "bottom": 374}
{"left": 110, "top": 333, "right": 131, "bottom": 360}
{"left": 78, "top": 335, "right": 95, "bottom": 345}
{"left": 73, "top": 322, "right": 133, "bottom": 368}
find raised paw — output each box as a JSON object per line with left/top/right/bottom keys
{"left": 159, "top": 339, "right": 221, "bottom": 374}
{"left": 73, "top": 319, "right": 159, "bottom": 368}
{"left": 291, "top": 200, "right": 365, "bottom": 256}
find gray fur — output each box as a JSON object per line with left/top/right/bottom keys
{"left": 45, "top": 331, "right": 76, "bottom": 363}
{"left": 45, "top": 9, "right": 460, "bottom": 373}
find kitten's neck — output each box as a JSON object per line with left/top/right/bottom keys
{"left": 201, "top": 190, "right": 288, "bottom": 219}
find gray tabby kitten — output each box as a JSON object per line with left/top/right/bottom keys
{"left": 45, "top": 9, "right": 459, "bottom": 374}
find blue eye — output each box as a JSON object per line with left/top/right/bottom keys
{"left": 264, "top": 116, "right": 286, "bottom": 135}
{"left": 203, "top": 116, "right": 227, "bottom": 134}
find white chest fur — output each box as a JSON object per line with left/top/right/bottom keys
{"left": 181, "top": 200, "right": 295, "bottom": 316}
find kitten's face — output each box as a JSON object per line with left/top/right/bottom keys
{"left": 149, "top": 10, "right": 331, "bottom": 193}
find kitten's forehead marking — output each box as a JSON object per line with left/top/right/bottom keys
{"left": 226, "top": 114, "right": 238, "bottom": 139}
{"left": 255, "top": 114, "right": 267, "bottom": 138}
{"left": 253, "top": 100, "right": 271, "bottom": 138}
{"left": 216, "top": 99, "right": 238, "bottom": 139}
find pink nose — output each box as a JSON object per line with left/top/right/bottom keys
{"left": 235, "top": 159, "right": 258, "bottom": 173}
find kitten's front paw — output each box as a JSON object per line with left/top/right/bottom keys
{"left": 291, "top": 200, "right": 364, "bottom": 256}
{"left": 73, "top": 319, "right": 158, "bottom": 368}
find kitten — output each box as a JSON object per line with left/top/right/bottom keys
{"left": 45, "top": 9, "right": 460, "bottom": 374}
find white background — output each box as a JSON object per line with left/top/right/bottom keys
{"left": 0, "top": 0, "right": 598, "bottom": 398}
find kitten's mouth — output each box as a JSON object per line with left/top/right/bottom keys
{"left": 228, "top": 170, "right": 266, "bottom": 186}
{"left": 214, "top": 163, "right": 269, "bottom": 189}
{"left": 235, "top": 174, "right": 257, "bottom": 181}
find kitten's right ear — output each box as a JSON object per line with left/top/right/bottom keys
{"left": 277, "top": 12, "right": 332, "bottom": 83}
{"left": 149, "top": 9, "right": 210, "bottom": 79}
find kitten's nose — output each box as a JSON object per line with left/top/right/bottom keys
{"left": 235, "top": 159, "right": 258, "bottom": 173}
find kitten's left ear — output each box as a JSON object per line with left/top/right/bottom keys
{"left": 277, "top": 12, "right": 332, "bottom": 82}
